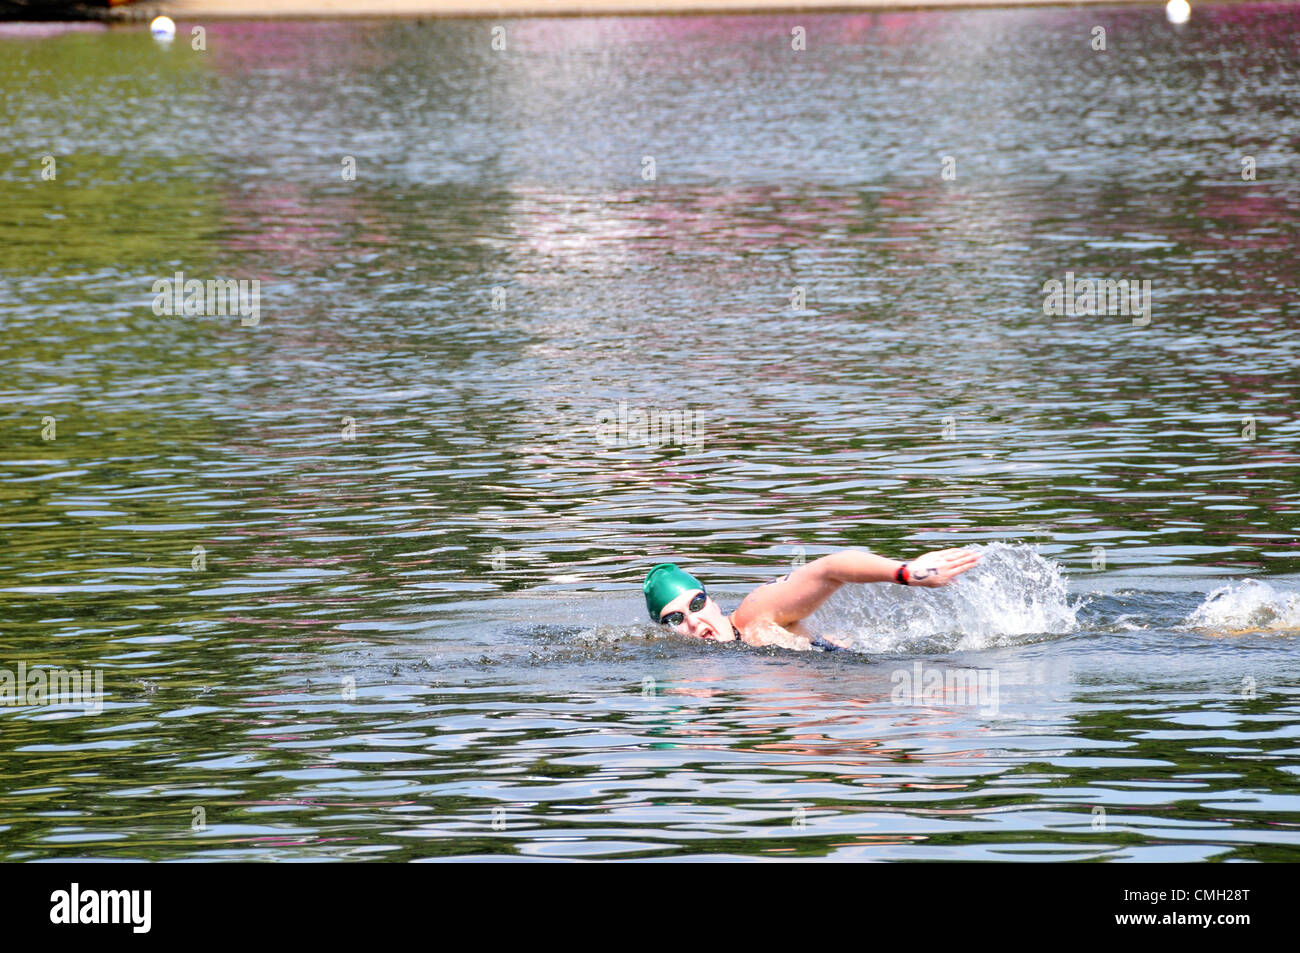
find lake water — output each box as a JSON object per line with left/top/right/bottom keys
{"left": 1, "top": 4, "right": 1298, "bottom": 861}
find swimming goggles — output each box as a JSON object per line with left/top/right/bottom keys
{"left": 659, "top": 590, "right": 707, "bottom": 627}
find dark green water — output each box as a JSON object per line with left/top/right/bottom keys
{"left": 1, "top": 5, "right": 1298, "bottom": 861}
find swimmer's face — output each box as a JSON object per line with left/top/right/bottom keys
{"left": 658, "top": 588, "right": 735, "bottom": 642}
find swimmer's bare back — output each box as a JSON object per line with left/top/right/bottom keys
{"left": 730, "top": 548, "right": 981, "bottom": 650}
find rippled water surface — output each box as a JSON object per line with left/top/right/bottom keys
{"left": 1, "top": 5, "right": 1299, "bottom": 861}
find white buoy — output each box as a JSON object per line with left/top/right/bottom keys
{"left": 150, "top": 15, "right": 176, "bottom": 40}
{"left": 1166, "top": 0, "right": 1190, "bottom": 24}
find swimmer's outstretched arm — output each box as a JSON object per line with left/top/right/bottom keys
{"left": 736, "top": 547, "right": 980, "bottom": 629}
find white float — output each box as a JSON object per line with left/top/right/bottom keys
{"left": 150, "top": 16, "right": 177, "bottom": 40}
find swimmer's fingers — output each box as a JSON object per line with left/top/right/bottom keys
{"left": 910, "top": 548, "right": 980, "bottom": 587}
{"left": 931, "top": 547, "right": 980, "bottom": 561}
{"left": 944, "top": 551, "right": 981, "bottom": 581}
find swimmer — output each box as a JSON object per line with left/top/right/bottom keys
{"left": 643, "top": 548, "right": 981, "bottom": 651}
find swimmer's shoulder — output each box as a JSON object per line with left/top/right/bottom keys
{"left": 733, "top": 572, "right": 791, "bottom": 624}
{"left": 731, "top": 611, "right": 813, "bottom": 650}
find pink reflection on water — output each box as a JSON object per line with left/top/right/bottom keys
{"left": 200, "top": 19, "right": 396, "bottom": 74}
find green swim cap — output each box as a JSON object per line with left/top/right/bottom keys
{"left": 643, "top": 563, "right": 703, "bottom": 621}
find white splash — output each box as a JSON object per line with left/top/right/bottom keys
{"left": 806, "top": 542, "right": 1080, "bottom": 653}
{"left": 1186, "top": 579, "right": 1300, "bottom": 634}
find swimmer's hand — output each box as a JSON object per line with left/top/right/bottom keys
{"left": 905, "top": 548, "right": 980, "bottom": 587}
{"left": 767, "top": 630, "right": 813, "bottom": 651}
{"left": 747, "top": 619, "right": 813, "bottom": 651}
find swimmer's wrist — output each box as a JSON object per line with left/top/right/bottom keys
{"left": 894, "top": 562, "right": 911, "bottom": 585}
